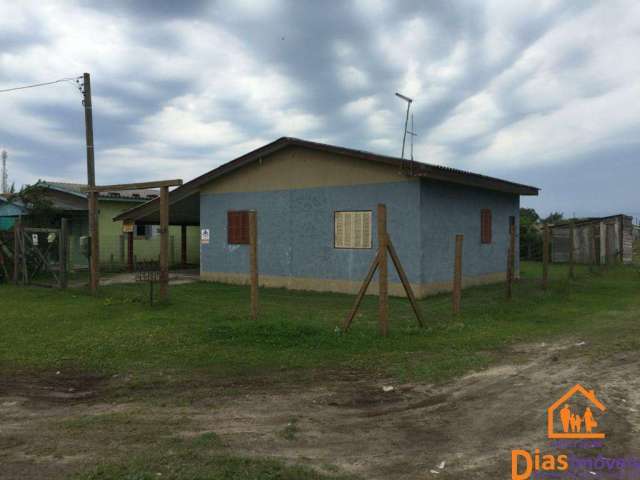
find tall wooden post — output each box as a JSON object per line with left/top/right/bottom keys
{"left": 59, "top": 218, "right": 68, "bottom": 289}
{"left": 249, "top": 211, "right": 258, "bottom": 320}
{"left": 127, "top": 230, "right": 134, "bottom": 272}
{"left": 13, "top": 217, "right": 21, "bottom": 284}
{"left": 83, "top": 72, "right": 99, "bottom": 295}
{"left": 568, "top": 220, "right": 575, "bottom": 280}
{"left": 506, "top": 223, "right": 515, "bottom": 300}
{"left": 605, "top": 224, "right": 611, "bottom": 269}
{"left": 377, "top": 204, "right": 389, "bottom": 336}
{"left": 591, "top": 224, "right": 598, "bottom": 267}
{"left": 542, "top": 224, "right": 549, "bottom": 290}
{"left": 159, "top": 186, "right": 169, "bottom": 302}
{"left": 181, "top": 224, "right": 187, "bottom": 267}
{"left": 452, "top": 234, "right": 463, "bottom": 314}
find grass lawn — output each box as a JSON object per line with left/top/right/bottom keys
{"left": 1, "top": 261, "right": 638, "bottom": 383}
{"left": 2, "top": 261, "right": 640, "bottom": 479}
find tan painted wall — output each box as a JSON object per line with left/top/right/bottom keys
{"left": 201, "top": 146, "right": 408, "bottom": 194}
{"left": 200, "top": 271, "right": 506, "bottom": 299}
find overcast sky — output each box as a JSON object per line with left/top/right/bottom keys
{"left": 1, "top": 0, "right": 639, "bottom": 218}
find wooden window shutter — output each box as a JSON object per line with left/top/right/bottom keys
{"left": 334, "top": 211, "right": 372, "bottom": 249}
{"left": 481, "top": 209, "right": 492, "bottom": 244}
{"left": 228, "top": 211, "right": 250, "bottom": 244}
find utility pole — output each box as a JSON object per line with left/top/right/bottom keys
{"left": 82, "top": 72, "right": 99, "bottom": 294}
{"left": 1, "top": 150, "right": 7, "bottom": 194}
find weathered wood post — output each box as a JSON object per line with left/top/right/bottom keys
{"left": 542, "top": 224, "right": 549, "bottom": 290}
{"left": 13, "top": 218, "right": 21, "bottom": 284}
{"left": 452, "top": 234, "right": 463, "bottom": 314}
{"left": 568, "top": 220, "right": 575, "bottom": 280}
{"left": 604, "top": 223, "right": 611, "bottom": 270}
{"left": 127, "top": 230, "right": 134, "bottom": 272}
{"left": 249, "top": 211, "right": 259, "bottom": 320}
{"left": 591, "top": 223, "right": 598, "bottom": 270}
{"left": 377, "top": 204, "right": 389, "bottom": 336}
{"left": 181, "top": 224, "right": 187, "bottom": 267}
{"left": 159, "top": 186, "right": 169, "bottom": 302}
{"left": 59, "top": 218, "right": 68, "bottom": 289}
{"left": 506, "top": 222, "right": 515, "bottom": 299}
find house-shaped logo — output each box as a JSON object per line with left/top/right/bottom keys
{"left": 547, "top": 384, "right": 606, "bottom": 439}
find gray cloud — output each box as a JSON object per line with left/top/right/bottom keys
{"left": 0, "top": 0, "right": 639, "bottom": 217}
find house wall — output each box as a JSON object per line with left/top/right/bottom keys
{"left": 418, "top": 179, "right": 520, "bottom": 296}
{"left": 66, "top": 201, "right": 200, "bottom": 268}
{"left": 198, "top": 146, "right": 519, "bottom": 297}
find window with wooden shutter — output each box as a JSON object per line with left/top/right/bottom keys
{"left": 334, "top": 211, "right": 372, "bottom": 249}
{"left": 228, "top": 211, "right": 250, "bottom": 244}
{"left": 481, "top": 209, "right": 492, "bottom": 244}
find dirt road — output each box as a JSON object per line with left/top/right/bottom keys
{"left": 1, "top": 339, "right": 638, "bottom": 479}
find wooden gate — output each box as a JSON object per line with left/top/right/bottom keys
{"left": 12, "top": 219, "right": 69, "bottom": 288}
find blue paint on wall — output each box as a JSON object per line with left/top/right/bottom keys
{"left": 200, "top": 179, "right": 520, "bottom": 285}
{"left": 420, "top": 179, "right": 519, "bottom": 283}
{"left": 200, "top": 181, "right": 421, "bottom": 283}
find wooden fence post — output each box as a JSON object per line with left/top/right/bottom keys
{"left": 453, "top": 234, "right": 463, "bottom": 314}
{"left": 249, "top": 211, "right": 259, "bottom": 320}
{"left": 59, "top": 218, "right": 68, "bottom": 289}
{"left": 127, "top": 231, "right": 134, "bottom": 272}
{"left": 568, "top": 220, "right": 575, "bottom": 280}
{"left": 13, "top": 218, "right": 21, "bottom": 284}
{"left": 542, "top": 224, "right": 549, "bottom": 290}
{"left": 159, "top": 186, "right": 169, "bottom": 302}
{"left": 604, "top": 223, "right": 611, "bottom": 270}
{"left": 506, "top": 223, "right": 515, "bottom": 300}
{"left": 377, "top": 204, "right": 389, "bottom": 336}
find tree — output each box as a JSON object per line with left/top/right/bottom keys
{"left": 11, "top": 183, "right": 59, "bottom": 227}
{"left": 543, "top": 212, "right": 564, "bottom": 224}
{"left": 520, "top": 208, "right": 542, "bottom": 260}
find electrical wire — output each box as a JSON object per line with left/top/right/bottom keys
{"left": 0, "top": 76, "right": 82, "bottom": 94}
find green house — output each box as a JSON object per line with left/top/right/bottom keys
{"left": 0, "top": 182, "right": 200, "bottom": 269}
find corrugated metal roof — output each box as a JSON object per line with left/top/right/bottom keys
{"left": 41, "top": 181, "right": 158, "bottom": 201}
{"left": 115, "top": 137, "right": 540, "bottom": 223}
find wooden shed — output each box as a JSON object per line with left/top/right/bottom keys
{"left": 550, "top": 215, "right": 633, "bottom": 265}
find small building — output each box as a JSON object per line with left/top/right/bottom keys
{"left": 116, "top": 137, "right": 539, "bottom": 297}
{"left": 0, "top": 181, "right": 200, "bottom": 268}
{"left": 550, "top": 215, "right": 633, "bottom": 265}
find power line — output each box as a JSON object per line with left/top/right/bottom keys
{"left": 0, "top": 76, "right": 81, "bottom": 94}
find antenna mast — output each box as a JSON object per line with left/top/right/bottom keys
{"left": 395, "top": 92, "right": 413, "bottom": 160}
{"left": 407, "top": 114, "right": 418, "bottom": 175}
{"left": 1, "top": 149, "right": 7, "bottom": 194}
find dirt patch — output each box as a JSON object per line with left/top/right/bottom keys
{"left": 1, "top": 340, "right": 639, "bottom": 479}
{"left": 0, "top": 371, "right": 107, "bottom": 406}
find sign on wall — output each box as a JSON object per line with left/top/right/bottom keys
{"left": 32, "top": 234, "right": 39, "bottom": 246}
{"left": 122, "top": 221, "right": 134, "bottom": 233}
{"left": 200, "top": 228, "right": 210, "bottom": 245}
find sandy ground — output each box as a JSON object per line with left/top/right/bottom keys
{"left": 1, "top": 340, "right": 638, "bottom": 479}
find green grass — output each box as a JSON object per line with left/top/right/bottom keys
{"left": 72, "top": 431, "right": 354, "bottom": 480}
{"left": 1, "top": 262, "right": 639, "bottom": 384}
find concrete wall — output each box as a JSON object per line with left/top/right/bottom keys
{"left": 198, "top": 146, "right": 520, "bottom": 297}
{"left": 418, "top": 179, "right": 519, "bottom": 295}
{"left": 200, "top": 181, "right": 422, "bottom": 296}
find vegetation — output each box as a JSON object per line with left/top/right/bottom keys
{"left": 2, "top": 262, "right": 640, "bottom": 479}
{"left": 1, "top": 262, "right": 638, "bottom": 385}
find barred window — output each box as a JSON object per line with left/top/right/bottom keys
{"left": 334, "top": 211, "right": 372, "bottom": 249}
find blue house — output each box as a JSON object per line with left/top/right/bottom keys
{"left": 116, "top": 138, "right": 539, "bottom": 297}
{"left": 0, "top": 196, "right": 28, "bottom": 231}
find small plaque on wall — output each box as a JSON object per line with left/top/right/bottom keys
{"left": 200, "top": 228, "right": 210, "bottom": 245}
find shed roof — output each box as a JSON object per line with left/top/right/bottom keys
{"left": 39, "top": 181, "right": 159, "bottom": 201}
{"left": 114, "top": 137, "right": 539, "bottom": 224}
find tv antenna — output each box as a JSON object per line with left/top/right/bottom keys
{"left": 395, "top": 92, "right": 413, "bottom": 160}
{"left": 1, "top": 149, "right": 7, "bottom": 194}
